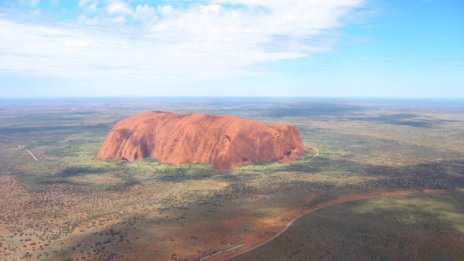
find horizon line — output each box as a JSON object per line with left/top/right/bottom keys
{"left": 1, "top": 96, "right": 464, "bottom": 100}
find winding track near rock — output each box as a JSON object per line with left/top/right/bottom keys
{"left": 202, "top": 188, "right": 462, "bottom": 261}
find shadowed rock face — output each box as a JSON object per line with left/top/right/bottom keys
{"left": 96, "top": 111, "right": 307, "bottom": 170}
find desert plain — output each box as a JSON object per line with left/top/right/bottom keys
{"left": 1, "top": 98, "right": 463, "bottom": 261}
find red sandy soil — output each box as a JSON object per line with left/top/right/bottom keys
{"left": 96, "top": 111, "right": 307, "bottom": 170}
{"left": 203, "top": 189, "right": 461, "bottom": 261}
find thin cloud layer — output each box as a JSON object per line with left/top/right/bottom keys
{"left": 0, "top": 0, "right": 365, "bottom": 84}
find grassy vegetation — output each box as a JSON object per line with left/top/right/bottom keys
{"left": 232, "top": 191, "right": 464, "bottom": 261}
{"left": 0, "top": 99, "right": 463, "bottom": 260}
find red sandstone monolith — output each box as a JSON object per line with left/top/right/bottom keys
{"left": 96, "top": 111, "right": 307, "bottom": 170}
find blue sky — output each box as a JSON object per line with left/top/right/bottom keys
{"left": 0, "top": 0, "right": 463, "bottom": 98}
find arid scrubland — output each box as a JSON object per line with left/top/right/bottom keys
{"left": 1, "top": 99, "right": 463, "bottom": 260}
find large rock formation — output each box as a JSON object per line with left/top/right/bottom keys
{"left": 96, "top": 111, "right": 307, "bottom": 170}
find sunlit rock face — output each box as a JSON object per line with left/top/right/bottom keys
{"left": 97, "top": 111, "right": 307, "bottom": 170}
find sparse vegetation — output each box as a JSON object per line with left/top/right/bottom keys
{"left": 232, "top": 191, "right": 464, "bottom": 261}
{"left": 0, "top": 99, "right": 463, "bottom": 260}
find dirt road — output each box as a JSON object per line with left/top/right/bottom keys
{"left": 202, "top": 188, "right": 456, "bottom": 261}
{"left": 25, "top": 149, "right": 38, "bottom": 161}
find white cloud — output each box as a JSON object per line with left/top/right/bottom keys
{"left": 0, "top": 0, "right": 366, "bottom": 91}
{"left": 31, "top": 8, "right": 41, "bottom": 16}
{"left": 112, "top": 15, "right": 126, "bottom": 24}
{"left": 78, "top": 14, "right": 100, "bottom": 25}
{"left": 105, "top": 2, "right": 156, "bottom": 21}
{"left": 79, "top": 0, "right": 98, "bottom": 12}
{"left": 107, "top": 1, "right": 132, "bottom": 15}
{"left": 133, "top": 4, "right": 156, "bottom": 20}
